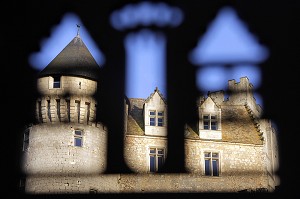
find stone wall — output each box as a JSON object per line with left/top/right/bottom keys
{"left": 22, "top": 123, "right": 107, "bottom": 193}
{"left": 35, "top": 76, "right": 98, "bottom": 124}
{"left": 23, "top": 128, "right": 273, "bottom": 193}
{"left": 37, "top": 76, "right": 97, "bottom": 96}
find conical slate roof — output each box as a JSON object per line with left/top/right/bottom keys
{"left": 38, "top": 33, "right": 101, "bottom": 80}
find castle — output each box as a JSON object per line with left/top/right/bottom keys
{"left": 20, "top": 32, "right": 280, "bottom": 194}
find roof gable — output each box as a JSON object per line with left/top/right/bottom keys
{"left": 145, "top": 87, "right": 167, "bottom": 105}
{"left": 200, "top": 96, "right": 219, "bottom": 111}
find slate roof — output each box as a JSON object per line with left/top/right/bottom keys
{"left": 38, "top": 34, "right": 101, "bottom": 80}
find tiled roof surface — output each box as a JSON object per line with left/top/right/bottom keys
{"left": 221, "top": 105, "right": 262, "bottom": 144}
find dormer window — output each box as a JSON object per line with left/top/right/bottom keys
{"left": 149, "top": 110, "right": 164, "bottom": 127}
{"left": 150, "top": 111, "right": 156, "bottom": 126}
{"left": 199, "top": 112, "right": 222, "bottom": 140}
{"left": 53, "top": 76, "right": 61, "bottom": 88}
{"left": 144, "top": 89, "right": 167, "bottom": 136}
{"left": 203, "top": 114, "right": 218, "bottom": 130}
{"left": 157, "top": 111, "right": 164, "bottom": 126}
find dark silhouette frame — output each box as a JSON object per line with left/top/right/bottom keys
{"left": 5, "top": 0, "right": 300, "bottom": 198}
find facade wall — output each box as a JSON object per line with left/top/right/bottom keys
{"left": 124, "top": 135, "right": 168, "bottom": 173}
{"left": 260, "top": 119, "right": 280, "bottom": 189}
{"left": 116, "top": 172, "right": 267, "bottom": 193}
{"left": 22, "top": 123, "right": 107, "bottom": 193}
{"left": 25, "top": 175, "right": 121, "bottom": 194}
{"left": 120, "top": 135, "right": 270, "bottom": 192}
{"left": 24, "top": 133, "right": 270, "bottom": 193}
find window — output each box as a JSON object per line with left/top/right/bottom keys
{"left": 53, "top": 76, "right": 61, "bottom": 88}
{"left": 75, "top": 100, "right": 80, "bottom": 123}
{"left": 47, "top": 100, "right": 52, "bottom": 122}
{"left": 56, "top": 99, "right": 61, "bottom": 122}
{"left": 23, "top": 128, "right": 30, "bottom": 151}
{"left": 85, "top": 102, "right": 90, "bottom": 124}
{"left": 66, "top": 99, "right": 70, "bottom": 122}
{"left": 204, "top": 152, "right": 220, "bottom": 176}
{"left": 149, "top": 147, "right": 165, "bottom": 172}
{"left": 149, "top": 110, "right": 156, "bottom": 126}
{"left": 203, "top": 114, "right": 218, "bottom": 130}
{"left": 19, "top": 178, "right": 26, "bottom": 192}
{"left": 74, "top": 129, "right": 83, "bottom": 147}
{"left": 149, "top": 110, "right": 164, "bottom": 127}
{"left": 38, "top": 101, "right": 43, "bottom": 122}
{"left": 157, "top": 111, "right": 164, "bottom": 126}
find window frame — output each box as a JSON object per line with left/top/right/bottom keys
{"left": 74, "top": 129, "right": 84, "bottom": 147}
{"left": 149, "top": 110, "right": 165, "bottom": 127}
{"left": 203, "top": 114, "right": 218, "bottom": 130}
{"left": 157, "top": 111, "right": 164, "bottom": 126}
{"left": 23, "top": 128, "right": 30, "bottom": 151}
{"left": 53, "top": 76, "right": 61, "bottom": 88}
{"left": 204, "top": 151, "right": 220, "bottom": 177}
{"left": 149, "top": 147, "right": 165, "bottom": 172}
{"left": 149, "top": 110, "right": 156, "bottom": 126}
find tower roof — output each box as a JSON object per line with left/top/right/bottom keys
{"left": 38, "top": 33, "right": 101, "bottom": 81}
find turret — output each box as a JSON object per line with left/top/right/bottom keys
{"left": 35, "top": 32, "right": 100, "bottom": 125}
{"left": 21, "top": 29, "right": 108, "bottom": 193}
{"left": 227, "top": 76, "right": 262, "bottom": 117}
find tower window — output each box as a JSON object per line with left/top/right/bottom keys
{"left": 38, "top": 101, "right": 43, "bottom": 122}
{"left": 19, "top": 178, "right": 26, "bottom": 192}
{"left": 75, "top": 100, "right": 81, "bottom": 123}
{"left": 47, "top": 100, "right": 52, "bottom": 122}
{"left": 23, "top": 128, "right": 30, "bottom": 151}
{"left": 85, "top": 102, "right": 90, "bottom": 124}
{"left": 66, "top": 99, "right": 70, "bottom": 122}
{"left": 56, "top": 99, "right": 61, "bottom": 122}
{"left": 204, "top": 152, "right": 220, "bottom": 176}
{"left": 74, "top": 129, "right": 83, "bottom": 147}
{"left": 53, "top": 76, "right": 61, "bottom": 88}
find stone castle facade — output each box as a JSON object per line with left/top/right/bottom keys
{"left": 20, "top": 32, "right": 280, "bottom": 194}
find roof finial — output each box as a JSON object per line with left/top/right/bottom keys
{"left": 76, "top": 24, "right": 80, "bottom": 36}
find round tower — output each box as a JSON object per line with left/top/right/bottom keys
{"left": 21, "top": 31, "right": 108, "bottom": 193}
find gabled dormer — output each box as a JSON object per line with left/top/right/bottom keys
{"left": 144, "top": 87, "right": 167, "bottom": 136}
{"left": 198, "top": 96, "right": 222, "bottom": 140}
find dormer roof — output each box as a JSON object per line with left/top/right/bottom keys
{"left": 200, "top": 96, "right": 220, "bottom": 110}
{"left": 145, "top": 87, "right": 167, "bottom": 104}
{"left": 38, "top": 34, "right": 101, "bottom": 81}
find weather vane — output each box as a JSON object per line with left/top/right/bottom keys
{"left": 76, "top": 24, "right": 80, "bottom": 35}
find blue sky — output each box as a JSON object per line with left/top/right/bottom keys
{"left": 28, "top": 5, "right": 268, "bottom": 107}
